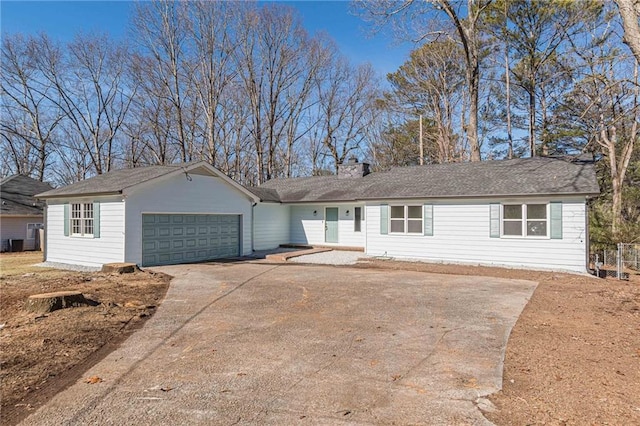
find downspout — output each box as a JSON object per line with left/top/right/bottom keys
{"left": 251, "top": 201, "right": 257, "bottom": 253}
{"left": 43, "top": 203, "right": 47, "bottom": 262}
{"left": 585, "top": 196, "right": 591, "bottom": 273}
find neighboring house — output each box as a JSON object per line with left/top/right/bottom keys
{"left": 1, "top": 175, "right": 53, "bottom": 251}
{"left": 37, "top": 156, "right": 600, "bottom": 273}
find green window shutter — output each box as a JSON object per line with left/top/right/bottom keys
{"left": 93, "top": 202, "right": 101, "bottom": 238}
{"left": 64, "top": 203, "right": 70, "bottom": 237}
{"left": 423, "top": 204, "right": 433, "bottom": 236}
{"left": 550, "top": 202, "right": 562, "bottom": 239}
{"left": 380, "top": 204, "right": 388, "bottom": 235}
{"left": 490, "top": 203, "right": 500, "bottom": 238}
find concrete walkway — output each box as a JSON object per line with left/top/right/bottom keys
{"left": 21, "top": 262, "right": 536, "bottom": 425}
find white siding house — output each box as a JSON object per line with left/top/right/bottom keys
{"left": 124, "top": 173, "right": 254, "bottom": 265}
{"left": 289, "top": 204, "right": 365, "bottom": 248}
{"left": 38, "top": 162, "right": 259, "bottom": 268}
{"left": 253, "top": 157, "right": 599, "bottom": 273}
{"left": 364, "top": 197, "right": 588, "bottom": 272}
{"left": 38, "top": 157, "right": 599, "bottom": 273}
{"left": 253, "top": 203, "right": 290, "bottom": 251}
{"left": 45, "top": 196, "right": 125, "bottom": 267}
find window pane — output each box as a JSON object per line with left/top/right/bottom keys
{"left": 503, "top": 205, "right": 522, "bottom": 219}
{"left": 390, "top": 219, "right": 404, "bottom": 233}
{"left": 84, "top": 203, "right": 93, "bottom": 219}
{"left": 527, "top": 220, "right": 547, "bottom": 236}
{"left": 527, "top": 204, "right": 546, "bottom": 220}
{"left": 72, "top": 219, "right": 81, "bottom": 234}
{"left": 407, "top": 206, "right": 422, "bottom": 219}
{"left": 407, "top": 219, "right": 422, "bottom": 233}
{"left": 503, "top": 221, "right": 522, "bottom": 236}
{"left": 390, "top": 206, "right": 404, "bottom": 219}
{"left": 27, "top": 224, "right": 36, "bottom": 239}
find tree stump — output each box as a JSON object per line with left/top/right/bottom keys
{"left": 25, "top": 291, "right": 98, "bottom": 314}
{"left": 101, "top": 263, "right": 137, "bottom": 274}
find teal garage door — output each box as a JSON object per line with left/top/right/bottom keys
{"left": 142, "top": 214, "right": 240, "bottom": 267}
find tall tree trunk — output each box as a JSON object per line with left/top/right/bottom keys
{"left": 504, "top": 1, "right": 514, "bottom": 159}
{"left": 528, "top": 79, "right": 536, "bottom": 157}
{"left": 615, "top": 0, "right": 640, "bottom": 63}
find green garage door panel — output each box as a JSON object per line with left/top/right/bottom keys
{"left": 142, "top": 214, "right": 240, "bottom": 267}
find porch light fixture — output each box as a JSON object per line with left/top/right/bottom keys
{"left": 313, "top": 210, "right": 317, "bottom": 216}
{"left": 346, "top": 210, "right": 350, "bottom": 216}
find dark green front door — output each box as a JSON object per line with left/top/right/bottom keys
{"left": 141, "top": 214, "right": 240, "bottom": 266}
{"left": 325, "top": 207, "right": 339, "bottom": 243}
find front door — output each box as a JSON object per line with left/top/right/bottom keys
{"left": 325, "top": 207, "right": 339, "bottom": 243}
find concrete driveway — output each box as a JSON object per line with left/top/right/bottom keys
{"left": 21, "top": 262, "right": 536, "bottom": 425}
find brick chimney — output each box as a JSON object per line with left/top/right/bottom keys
{"left": 338, "top": 156, "right": 370, "bottom": 179}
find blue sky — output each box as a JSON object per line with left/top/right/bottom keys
{"left": 0, "top": 1, "right": 416, "bottom": 79}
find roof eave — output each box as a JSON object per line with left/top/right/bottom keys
{"left": 356, "top": 191, "right": 601, "bottom": 201}
{"left": 37, "top": 191, "right": 123, "bottom": 200}
{"left": 277, "top": 190, "right": 600, "bottom": 204}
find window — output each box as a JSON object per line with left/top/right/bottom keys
{"left": 354, "top": 207, "right": 362, "bottom": 232}
{"left": 26, "top": 223, "right": 43, "bottom": 239}
{"left": 71, "top": 203, "right": 94, "bottom": 237}
{"left": 390, "top": 205, "right": 423, "bottom": 234}
{"left": 502, "top": 204, "right": 548, "bottom": 237}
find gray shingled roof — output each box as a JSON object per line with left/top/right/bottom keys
{"left": 36, "top": 164, "right": 190, "bottom": 198}
{"left": 255, "top": 157, "right": 600, "bottom": 203}
{"left": 1, "top": 175, "right": 53, "bottom": 216}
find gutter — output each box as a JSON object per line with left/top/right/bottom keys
{"left": 251, "top": 201, "right": 257, "bottom": 253}
{"left": 37, "top": 191, "right": 123, "bottom": 200}
{"left": 276, "top": 191, "right": 601, "bottom": 204}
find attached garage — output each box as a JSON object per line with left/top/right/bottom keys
{"left": 38, "top": 162, "right": 259, "bottom": 269}
{"left": 141, "top": 214, "right": 241, "bottom": 266}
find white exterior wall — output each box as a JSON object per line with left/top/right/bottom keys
{"left": 365, "top": 197, "right": 588, "bottom": 273}
{"left": 45, "top": 196, "right": 125, "bottom": 267}
{"left": 1, "top": 216, "right": 44, "bottom": 251}
{"left": 290, "top": 204, "right": 365, "bottom": 247}
{"left": 253, "top": 203, "right": 290, "bottom": 250}
{"left": 124, "top": 173, "right": 254, "bottom": 265}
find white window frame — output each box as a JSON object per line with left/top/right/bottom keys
{"left": 501, "top": 203, "right": 549, "bottom": 239}
{"left": 26, "top": 223, "right": 43, "bottom": 240}
{"left": 71, "top": 202, "right": 94, "bottom": 237}
{"left": 389, "top": 205, "right": 423, "bottom": 235}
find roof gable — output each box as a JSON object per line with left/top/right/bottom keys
{"left": 36, "top": 162, "right": 259, "bottom": 203}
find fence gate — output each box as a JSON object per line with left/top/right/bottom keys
{"left": 591, "top": 243, "right": 639, "bottom": 280}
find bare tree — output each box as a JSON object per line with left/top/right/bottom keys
{"left": 316, "top": 58, "right": 379, "bottom": 172}
{"left": 29, "top": 33, "right": 134, "bottom": 176}
{"left": 557, "top": 23, "right": 638, "bottom": 237}
{"left": 1, "top": 34, "right": 64, "bottom": 180}
{"left": 132, "top": 0, "right": 195, "bottom": 163}
{"left": 189, "top": 1, "right": 242, "bottom": 166}
{"left": 356, "top": 0, "right": 492, "bottom": 161}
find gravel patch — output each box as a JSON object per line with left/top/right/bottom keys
{"left": 289, "top": 250, "right": 366, "bottom": 265}
{"left": 35, "top": 262, "right": 101, "bottom": 272}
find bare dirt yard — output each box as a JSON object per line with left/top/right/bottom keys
{"left": 2, "top": 251, "right": 638, "bottom": 426}
{"left": 358, "top": 259, "right": 640, "bottom": 425}
{"left": 0, "top": 252, "right": 170, "bottom": 426}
